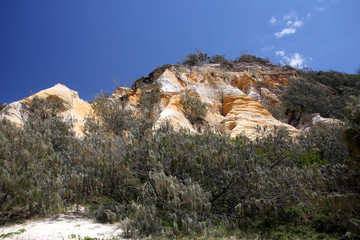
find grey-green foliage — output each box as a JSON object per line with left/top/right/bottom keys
{"left": 232, "top": 54, "right": 272, "bottom": 65}
{"left": 0, "top": 97, "right": 74, "bottom": 213}
{"left": 282, "top": 71, "right": 360, "bottom": 123}
{"left": 182, "top": 49, "right": 210, "bottom": 66}
{"left": 0, "top": 90, "right": 358, "bottom": 238}
{"left": 344, "top": 96, "right": 360, "bottom": 158}
{"left": 180, "top": 93, "right": 207, "bottom": 124}
{"left": 138, "top": 81, "right": 162, "bottom": 118}
{"left": 281, "top": 78, "right": 340, "bottom": 119}
{"left": 209, "top": 54, "right": 230, "bottom": 65}
{"left": 92, "top": 91, "right": 133, "bottom": 136}
{"left": 181, "top": 50, "right": 273, "bottom": 68}
{"left": 0, "top": 103, "right": 6, "bottom": 111}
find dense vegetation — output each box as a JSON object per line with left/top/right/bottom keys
{"left": 1, "top": 57, "right": 360, "bottom": 238}
{"left": 281, "top": 71, "right": 360, "bottom": 124}
{"left": 0, "top": 86, "right": 359, "bottom": 239}
{"left": 180, "top": 92, "right": 207, "bottom": 124}
{"left": 181, "top": 48, "right": 274, "bottom": 68}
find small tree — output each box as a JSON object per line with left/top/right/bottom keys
{"left": 182, "top": 49, "right": 210, "bottom": 66}
{"left": 209, "top": 54, "right": 230, "bottom": 65}
{"left": 180, "top": 92, "right": 207, "bottom": 124}
{"left": 0, "top": 103, "right": 5, "bottom": 111}
{"left": 138, "top": 82, "right": 162, "bottom": 119}
{"left": 92, "top": 91, "right": 134, "bottom": 136}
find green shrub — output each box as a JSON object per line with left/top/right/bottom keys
{"left": 182, "top": 49, "right": 210, "bottom": 66}
{"left": 0, "top": 83, "right": 357, "bottom": 238}
{"left": 282, "top": 206, "right": 306, "bottom": 226}
{"left": 180, "top": 92, "right": 207, "bottom": 124}
{"left": 209, "top": 54, "right": 230, "bottom": 65}
{"left": 91, "top": 91, "right": 134, "bottom": 136}
{"left": 281, "top": 78, "right": 341, "bottom": 120}
{"left": 0, "top": 103, "right": 6, "bottom": 111}
{"left": 232, "top": 54, "right": 273, "bottom": 66}
{"left": 344, "top": 96, "right": 360, "bottom": 158}
{"left": 0, "top": 96, "right": 74, "bottom": 214}
{"left": 138, "top": 81, "right": 162, "bottom": 118}
{"left": 123, "top": 203, "right": 163, "bottom": 237}
{"left": 312, "top": 212, "right": 346, "bottom": 234}
{"left": 283, "top": 70, "right": 360, "bottom": 122}
{"left": 297, "top": 149, "right": 326, "bottom": 168}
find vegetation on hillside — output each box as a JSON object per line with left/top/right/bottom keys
{"left": 280, "top": 70, "right": 360, "bottom": 126}
{"left": 181, "top": 49, "right": 274, "bottom": 68}
{"left": 0, "top": 83, "right": 359, "bottom": 239}
{"left": 1, "top": 54, "right": 360, "bottom": 238}
{"left": 0, "top": 103, "right": 5, "bottom": 111}
{"left": 180, "top": 92, "right": 207, "bottom": 124}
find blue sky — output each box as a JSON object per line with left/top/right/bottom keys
{"left": 0, "top": 0, "right": 359, "bottom": 103}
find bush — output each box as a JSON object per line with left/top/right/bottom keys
{"left": 209, "top": 54, "right": 230, "bottom": 65}
{"left": 232, "top": 54, "right": 272, "bottom": 66}
{"left": 138, "top": 81, "right": 162, "bottom": 118}
{"left": 0, "top": 103, "right": 6, "bottom": 111}
{"left": 91, "top": 91, "right": 134, "bottom": 136}
{"left": 94, "top": 203, "right": 124, "bottom": 223}
{"left": 344, "top": 96, "right": 360, "bottom": 158}
{"left": 0, "top": 97, "right": 74, "bottom": 214}
{"left": 182, "top": 49, "right": 210, "bottom": 66}
{"left": 0, "top": 84, "right": 358, "bottom": 238}
{"left": 284, "top": 70, "right": 360, "bottom": 123}
{"left": 282, "top": 78, "right": 339, "bottom": 118}
{"left": 180, "top": 92, "right": 207, "bottom": 124}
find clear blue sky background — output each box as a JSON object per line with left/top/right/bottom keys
{"left": 0, "top": 0, "right": 359, "bottom": 103}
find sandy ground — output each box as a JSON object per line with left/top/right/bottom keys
{"left": 0, "top": 211, "right": 124, "bottom": 240}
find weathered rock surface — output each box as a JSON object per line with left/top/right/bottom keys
{"left": 1, "top": 64, "right": 301, "bottom": 139}
{"left": 0, "top": 83, "right": 93, "bottom": 136}
{"left": 115, "top": 64, "right": 300, "bottom": 139}
{"left": 298, "top": 113, "right": 343, "bottom": 131}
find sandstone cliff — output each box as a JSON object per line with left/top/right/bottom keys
{"left": 0, "top": 83, "right": 93, "bottom": 136}
{"left": 0, "top": 64, "right": 301, "bottom": 139}
{"left": 114, "top": 64, "right": 299, "bottom": 139}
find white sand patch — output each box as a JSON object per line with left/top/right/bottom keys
{"left": 0, "top": 212, "right": 124, "bottom": 240}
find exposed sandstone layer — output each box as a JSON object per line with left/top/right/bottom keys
{"left": 116, "top": 64, "right": 300, "bottom": 139}
{"left": 1, "top": 64, "right": 300, "bottom": 139}
{"left": 0, "top": 84, "right": 93, "bottom": 136}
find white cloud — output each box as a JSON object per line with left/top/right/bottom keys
{"left": 270, "top": 16, "right": 277, "bottom": 25}
{"left": 293, "top": 20, "right": 304, "bottom": 27}
{"left": 315, "top": 7, "right": 324, "bottom": 12}
{"left": 283, "top": 10, "right": 298, "bottom": 21}
{"left": 273, "top": 11, "right": 305, "bottom": 38}
{"left": 275, "top": 50, "right": 285, "bottom": 56}
{"left": 262, "top": 45, "right": 275, "bottom": 51}
{"left": 276, "top": 51, "right": 306, "bottom": 68}
{"left": 275, "top": 27, "right": 296, "bottom": 38}
{"left": 288, "top": 53, "right": 305, "bottom": 68}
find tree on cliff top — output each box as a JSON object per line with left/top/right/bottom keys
{"left": 0, "top": 103, "right": 5, "bottom": 111}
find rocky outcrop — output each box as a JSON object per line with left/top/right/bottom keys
{"left": 298, "top": 113, "right": 343, "bottom": 131}
{"left": 0, "top": 84, "right": 93, "bottom": 136}
{"left": 1, "top": 64, "right": 301, "bottom": 139}
{"left": 127, "top": 64, "right": 299, "bottom": 139}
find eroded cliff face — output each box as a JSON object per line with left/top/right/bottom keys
{"left": 0, "top": 64, "right": 300, "bottom": 139}
{"left": 114, "top": 64, "right": 299, "bottom": 139}
{"left": 0, "top": 84, "right": 93, "bottom": 136}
